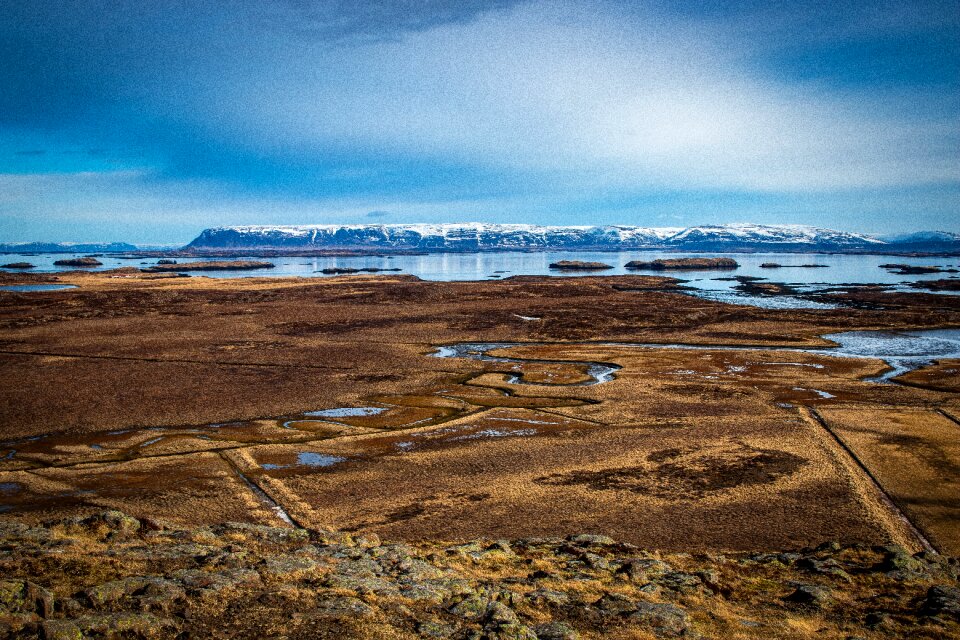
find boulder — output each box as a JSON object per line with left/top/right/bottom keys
{"left": 923, "top": 585, "right": 960, "bottom": 618}
{"left": 785, "top": 584, "right": 832, "bottom": 607}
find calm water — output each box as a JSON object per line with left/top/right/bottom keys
{"left": 0, "top": 284, "right": 77, "bottom": 292}
{"left": 2, "top": 251, "right": 957, "bottom": 307}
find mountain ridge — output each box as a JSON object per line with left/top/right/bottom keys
{"left": 185, "top": 223, "right": 958, "bottom": 253}
{"left": 0, "top": 241, "right": 139, "bottom": 253}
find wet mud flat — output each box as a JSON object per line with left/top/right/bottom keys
{"left": 0, "top": 270, "right": 959, "bottom": 557}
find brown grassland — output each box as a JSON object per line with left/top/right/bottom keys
{"left": 0, "top": 268, "right": 959, "bottom": 638}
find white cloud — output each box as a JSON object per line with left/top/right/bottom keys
{"left": 138, "top": 0, "right": 959, "bottom": 193}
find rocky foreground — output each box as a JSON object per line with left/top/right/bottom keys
{"left": 1, "top": 513, "right": 958, "bottom": 639}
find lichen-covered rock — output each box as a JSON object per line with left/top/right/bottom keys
{"left": 593, "top": 592, "right": 637, "bottom": 616}
{"left": 485, "top": 601, "right": 520, "bottom": 626}
{"left": 616, "top": 558, "right": 672, "bottom": 583}
{"left": 214, "top": 521, "right": 309, "bottom": 544}
{"left": 41, "top": 619, "right": 84, "bottom": 640}
{"left": 567, "top": 534, "right": 616, "bottom": 547}
{"left": 0, "top": 580, "right": 54, "bottom": 617}
{"left": 534, "top": 621, "right": 579, "bottom": 640}
{"left": 449, "top": 593, "right": 493, "bottom": 621}
{"left": 1, "top": 511, "right": 958, "bottom": 639}
{"left": 310, "top": 596, "right": 378, "bottom": 620}
{"left": 79, "top": 510, "right": 141, "bottom": 538}
{"left": 417, "top": 619, "right": 459, "bottom": 637}
{"left": 658, "top": 571, "right": 703, "bottom": 594}
{"left": 526, "top": 589, "right": 570, "bottom": 608}
{"left": 785, "top": 584, "right": 832, "bottom": 607}
{"left": 628, "top": 602, "right": 689, "bottom": 637}
{"left": 486, "top": 622, "right": 539, "bottom": 640}
{"left": 73, "top": 612, "right": 179, "bottom": 639}
{"left": 879, "top": 547, "right": 928, "bottom": 578}
{"left": 923, "top": 585, "right": 960, "bottom": 619}
{"left": 258, "top": 555, "right": 320, "bottom": 581}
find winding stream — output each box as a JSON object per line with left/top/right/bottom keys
{"left": 431, "top": 343, "right": 620, "bottom": 386}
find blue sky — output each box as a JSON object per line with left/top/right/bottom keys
{"left": 1, "top": 0, "right": 958, "bottom": 243}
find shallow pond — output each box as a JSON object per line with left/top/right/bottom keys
{"left": 262, "top": 452, "right": 345, "bottom": 470}
{"left": 304, "top": 407, "right": 387, "bottom": 418}
{"left": 0, "top": 284, "right": 77, "bottom": 292}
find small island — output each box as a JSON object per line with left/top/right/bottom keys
{"left": 1, "top": 262, "right": 35, "bottom": 269}
{"left": 141, "top": 260, "right": 274, "bottom": 273}
{"left": 912, "top": 278, "right": 960, "bottom": 291}
{"left": 319, "top": 267, "right": 403, "bottom": 275}
{"left": 53, "top": 257, "right": 103, "bottom": 267}
{"left": 548, "top": 260, "right": 614, "bottom": 270}
{"left": 625, "top": 257, "right": 739, "bottom": 270}
{"left": 760, "top": 262, "right": 829, "bottom": 269}
{"left": 880, "top": 263, "right": 954, "bottom": 275}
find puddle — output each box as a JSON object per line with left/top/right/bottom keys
{"left": 684, "top": 288, "right": 840, "bottom": 310}
{"left": 764, "top": 362, "right": 825, "bottom": 368}
{"left": 297, "top": 452, "right": 345, "bottom": 467}
{"left": 304, "top": 407, "right": 387, "bottom": 418}
{"left": 0, "top": 482, "right": 21, "bottom": 494}
{"left": 281, "top": 419, "right": 340, "bottom": 430}
{"left": 449, "top": 428, "right": 537, "bottom": 441}
{"left": 0, "top": 284, "right": 77, "bottom": 292}
{"left": 793, "top": 387, "right": 837, "bottom": 399}
{"left": 262, "top": 452, "right": 346, "bottom": 470}
{"left": 487, "top": 416, "right": 560, "bottom": 425}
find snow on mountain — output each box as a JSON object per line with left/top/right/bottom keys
{"left": 664, "top": 224, "right": 884, "bottom": 249}
{"left": 187, "top": 223, "right": 683, "bottom": 250}
{"left": 880, "top": 231, "right": 960, "bottom": 251}
{"left": 0, "top": 241, "right": 138, "bottom": 253}
{"left": 185, "top": 222, "right": 903, "bottom": 252}
{"left": 882, "top": 231, "right": 960, "bottom": 243}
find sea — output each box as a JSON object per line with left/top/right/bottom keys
{"left": 2, "top": 250, "right": 958, "bottom": 309}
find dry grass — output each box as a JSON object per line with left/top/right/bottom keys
{"left": 0, "top": 270, "right": 958, "bottom": 556}
{"left": 817, "top": 407, "right": 960, "bottom": 554}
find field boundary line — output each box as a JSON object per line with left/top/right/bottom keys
{"left": 803, "top": 405, "right": 936, "bottom": 553}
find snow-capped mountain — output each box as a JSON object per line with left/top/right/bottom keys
{"left": 664, "top": 224, "right": 884, "bottom": 250}
{"left": 0, "top": 241, "right": 138, "bottom": 253}
{"left": 186, "top": 223, "right": 687, "bottom": 251}
{"left": 185, "top": 223, "right": 902, "bottom": 252}
{"left": 880, "top": 231, "right": 960, "bottom": 252}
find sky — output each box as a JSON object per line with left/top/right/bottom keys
{"left": 1, "top": 0, "right": 958, "bottom": 243}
